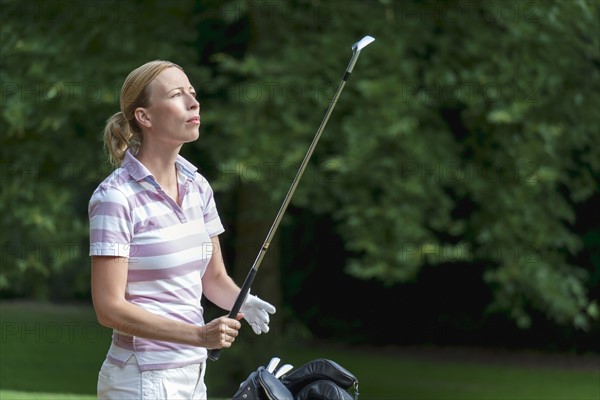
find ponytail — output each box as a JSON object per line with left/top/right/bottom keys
{"left": 102, "top": 111, "right": 141, "bottom": 167}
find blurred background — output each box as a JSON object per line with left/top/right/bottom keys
{"left": 1, "top": 0, "right": 599, "bottom": 399}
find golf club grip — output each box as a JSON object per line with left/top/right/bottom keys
{"left": 207, "top": 268, "right": 257, "bottom": 361}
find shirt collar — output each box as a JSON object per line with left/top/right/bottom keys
{"left": 175, "top": 154, "right": 198, "bottom": 180}
{"left": 121, "top": 150, "right": 198, "bottom": 182}
{"left": 122, "top": 150, "right": 152, "bottom": 182}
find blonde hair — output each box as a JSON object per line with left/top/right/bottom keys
{"left": 103, "top": 60, "right": 183, "bottom": 166}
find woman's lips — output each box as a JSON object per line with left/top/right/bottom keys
{"left": 186, "top": 116, "right": 200, "bottom": 125}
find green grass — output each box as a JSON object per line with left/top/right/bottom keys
{"left": 0, "top": 302, "right": 111, "bottom": 396}
{"left": 1, "top": 301, "right": 598, "bottom": 400}
{"left": 0, "top": 391, "right": 95, "bottom": 400}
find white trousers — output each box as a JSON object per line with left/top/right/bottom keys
{"left": 97, "top": 356, "right": 207, "bottom": 400}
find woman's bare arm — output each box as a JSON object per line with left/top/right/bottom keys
{"left": 201, "top": 235, "right": 242, "bottom": 311}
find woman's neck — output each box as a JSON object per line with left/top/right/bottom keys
{"left": 136, "top": 143, "right": 180, "bottom": 189}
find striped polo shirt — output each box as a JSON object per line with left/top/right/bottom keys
{"left": 88, "top": 150, "right": 224, "bottom": 371}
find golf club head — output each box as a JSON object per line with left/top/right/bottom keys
{"left": 347, "top": 35, "right": 375, "bottom": 74}
{"left": 274, "top": 364, "right": 294, "bottom": 379}
{"left": 352, "top": 35, "right": 376, "bottom": 52}
{"left": 266, "top": 357, "right": 281, "bottom": 373}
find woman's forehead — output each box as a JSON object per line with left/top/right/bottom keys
{"left": 152, "top": 67, "right": 192, "bottom": 91}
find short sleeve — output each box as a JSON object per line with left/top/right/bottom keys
{"left": 198, "top": 174, "right": 225, "bottom": 237}
{"left": 88, "top": 187, "right": 133, "bottom": 258}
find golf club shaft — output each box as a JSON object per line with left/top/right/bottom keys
{"left": 208, "top": 37, "right": 373, "bottom": 361}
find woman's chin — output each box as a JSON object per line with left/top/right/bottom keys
{"left": 185, "top": 129, "right": 200, "bottom": 143}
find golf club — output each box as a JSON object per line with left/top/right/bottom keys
{"left": 274, "top": 364, "right": 294, "bottom": 379}
{"left": 266, "top": 356, "right": 281, "bottom": 373}
{"left": 208, "top": 35, "right": 375, "bottom": 361}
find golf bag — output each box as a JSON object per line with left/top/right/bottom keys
{"left": 232, "top": 358, "right": 359, "bottom": 400}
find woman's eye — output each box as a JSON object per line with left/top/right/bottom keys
{"left": 172, "top": 92, "right": 182, "bottom": 97}
{"left": 190, "top": 92, "right": 197, "bottom": 98}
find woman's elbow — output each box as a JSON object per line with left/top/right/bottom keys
{"left": 92, "top": 299, "right": 121, "bottom": 329}
{"left": 95, "top": 310, "right": 112, "bottom": 328}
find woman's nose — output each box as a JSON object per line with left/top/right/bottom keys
{"left": 190, "top": 96, "right": 199, "bottom": 110}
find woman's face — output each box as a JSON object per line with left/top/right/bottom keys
{"left": 138, "top": 67, "right": 201, "bottom": 147}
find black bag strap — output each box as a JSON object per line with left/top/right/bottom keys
{"left": 232, "top": 369, "right": 262, "bottom": 400}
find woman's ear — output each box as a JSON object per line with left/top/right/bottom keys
{"left": 134, "top": 108, "right": 151, "bottom": 129}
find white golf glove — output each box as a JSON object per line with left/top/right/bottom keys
{"left": 240, "top": 293, "right": 276, "bottom": 335}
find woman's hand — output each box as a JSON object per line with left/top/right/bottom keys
{"left": 200, "top": 314, "right": 243, "bottom": 349}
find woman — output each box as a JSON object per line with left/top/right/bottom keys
{"left": 89, "top": 60, "right": 276, "bottom": 399}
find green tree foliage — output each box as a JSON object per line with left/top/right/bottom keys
{"left": 201, "top": 0, "right": 599, "bottom": 330}
{"left": 1, "top": 0, "right": 598, "bottom": 334}
{"left": 0, "top": 0, "right": 204, "bottom": 297}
